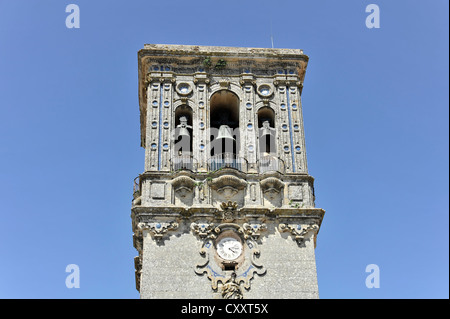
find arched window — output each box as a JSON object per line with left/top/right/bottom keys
{"left": 174, "top": 105, "right": 193, "bottom": 155}
{"left": 257, "top": 107, "right": 276, "bottom": 155}
{"left": 209, "top": 90, "right": 240, "bottom": 157}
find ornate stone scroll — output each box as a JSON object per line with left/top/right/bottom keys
{"left": 192, "top": 223, "right": 266, "bottom": 298}
{"left": 209, "top": 175, "right": 247, "bottom": 199}
{"left": 241, "top": 223, "right": 267, "bottom": 240}
{"left": 278, "top": 223, "right": 319, "bottom": 246}
{"left": 137, "top": 221, "right": 179, "bottom": 242}
{"left": 260, "top": 177, "right": 284, "bottom": 198}
{"left": 190, "top": 222, "right": 216, "bottom": 239}
{"left": 221, "top": 272, "right": 243, "bottom": 299}
{"left": 171, "top": 176, "right": 196, "bottom": 197}
{"left": 215, "top": 201, "right": 240, "bottom": 222}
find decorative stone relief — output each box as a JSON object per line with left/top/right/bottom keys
{"left": 193, "top": 223, "right": 266, "bottom": 298}
{"left": 132, "top": 192, "right": 141, "bottom": 206}
{"left": 138, "top": 221, "right": 179, "bottom": 242}
{"left": 278, "top": 223, "right": 319, "bottom": 246}
{"left": 241, "top": 223, "right": 267, "bottom": 240}
{"left": 215, "top": 201, "right": 240, "bottom": 222}
{"left": 171, "top": 176, "right": 195, "bottom": 206}
{"left": 221, "top": 272, "right": 243, "bottom": 299}
{"left": 193, "top": 73, "right": 210, "bottom": 85}
{"left": 171, "top": 176, "right": 196, "bottom": 197}
{"left": 219, "top": 79, "right": 230, "bottom": 88}
{"left": 133, "top": 233, "right": 143, "bottom": 252}
{"left": 220, "top": 200, "right": 238, "bottom": 211}
{"left": 190, "top": 222, "right": 216, "bottom": 239}
{"left": 209, "top": 175, "right": 247, "bottom": 200}
{"left": 260, "top": 177, "right": 284, "bottom": 201}
{"left": 134, "top": 256, "right": 142, "bottom": 291}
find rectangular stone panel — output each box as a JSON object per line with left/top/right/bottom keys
{"left": 288, "top": 184, "right": 303, "bottom": 201}
{"left": 151, "top": 182, "right": 166, "bottom": 199}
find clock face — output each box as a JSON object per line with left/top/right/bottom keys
{"left": 216, "top": 237, "right": 243, "bottom": 261}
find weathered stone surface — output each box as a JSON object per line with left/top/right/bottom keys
{"left": 132, "top": 44, "right": 325, "bottom": 299}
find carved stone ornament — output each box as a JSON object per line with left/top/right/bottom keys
{"left": 219, "top": 79, "right": 230, "bottom": 88}
{"left": 132, "top": 191, "right": 141, "bottom": 206}
{"left": 190, "top": 222, "right": 216, "bottom": 239}
{"left": 209, "top": 175, "right": 247, "bottom": 199}
{"left": 193, "top": 223, "right": 266, "bottom": 298}
{"left": 133, "top": 233, "right": 143, "bottom": 252}
{"left": 216, "top": 201, "right": 240, "bottom": 222}
{"left": 221, "top": 272, "right": 243, "bottom": 299}
{"left": 241, "top": 223, "right": 267, "bottom": 240}
{"left": 144, "top": 73, "right": 152, "bottom": 86}
{"left": 171, "top": 176, "right": 196, "bottom": 198}
{"left": 193, "top": 73, "right": 210, "bottom": 84}
{"left": 260, "top": 177, "right": 284, "bottom": 200}
{"left": 220, "top": 200, "right": 238, "bottom": 211}
{"left": 134, "top": 256, "right": 142, "bottom": 291}
{"left": 137, "top": 221, "right": 179, "bottom": 242}
{"left": 278, "top": 223, "right": 319, "bottom": 246}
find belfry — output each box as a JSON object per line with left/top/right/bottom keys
{"left": 131, "top": 44, "right": 325, "bottom": 298}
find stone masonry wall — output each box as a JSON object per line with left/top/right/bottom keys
{"left": 139, "top": 221, "right": 319, "bottom": 299}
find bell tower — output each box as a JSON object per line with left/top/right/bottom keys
{"left": 132, "top": 44, "right": 325, "bottom": 299}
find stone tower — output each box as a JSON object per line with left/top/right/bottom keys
{"left": 132, "top": 44, "right": 325, "bottom": 299}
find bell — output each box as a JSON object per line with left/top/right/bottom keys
{"left": 260, "top": 120, "right": 275, "bottom": 137}
{"left": 217, "top": 124, "right": 235, "bottom": 141}
{"left": 176, "top": 116, "right": 191, "bottom": 139}
{"left": 260, "top": 127, "right": 274, "bottom": 137}
{"left": 178, "top": 126, "right": 190, "bottom": 138}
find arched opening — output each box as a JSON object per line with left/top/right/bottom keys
{"left": 257, "top": 107, "right": 276, "bottom": 155}
{"left": 209, "top": 90, "right": 240, "bottom": 157}
{"left": 173, "top": 105, "right": 194, "bottom": 171}
{"left": 174, "top": 105, "right": 193, "bottom": 155}
{"left": 209, "top": 90, "right": 241, "bottom": 171}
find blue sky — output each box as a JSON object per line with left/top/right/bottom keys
{"left": 0, "top": 0, "right": 448, "bottom": 299}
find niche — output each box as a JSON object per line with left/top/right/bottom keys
{"left": 209, "top": 90, "right": 240, "bottom": 157}
{"left": 257, "top": 107, "right": 276, "bottom": 155}
{"left": 174, "top": 105, "right": 193, "bottom": 155}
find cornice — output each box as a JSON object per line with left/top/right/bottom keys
{"left": 140, "top": 44, "right": 309, "bottom": 61}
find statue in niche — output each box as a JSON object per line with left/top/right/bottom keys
{"left": 221, "top": 272, "right": 243, "bottom": 299}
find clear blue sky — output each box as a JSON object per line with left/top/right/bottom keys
{"left": 0, "top": 0, "right": 448, "bottom": 299}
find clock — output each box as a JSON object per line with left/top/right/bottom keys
{"left": 216, "top": 237, "right": 243, "bottom": 261}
